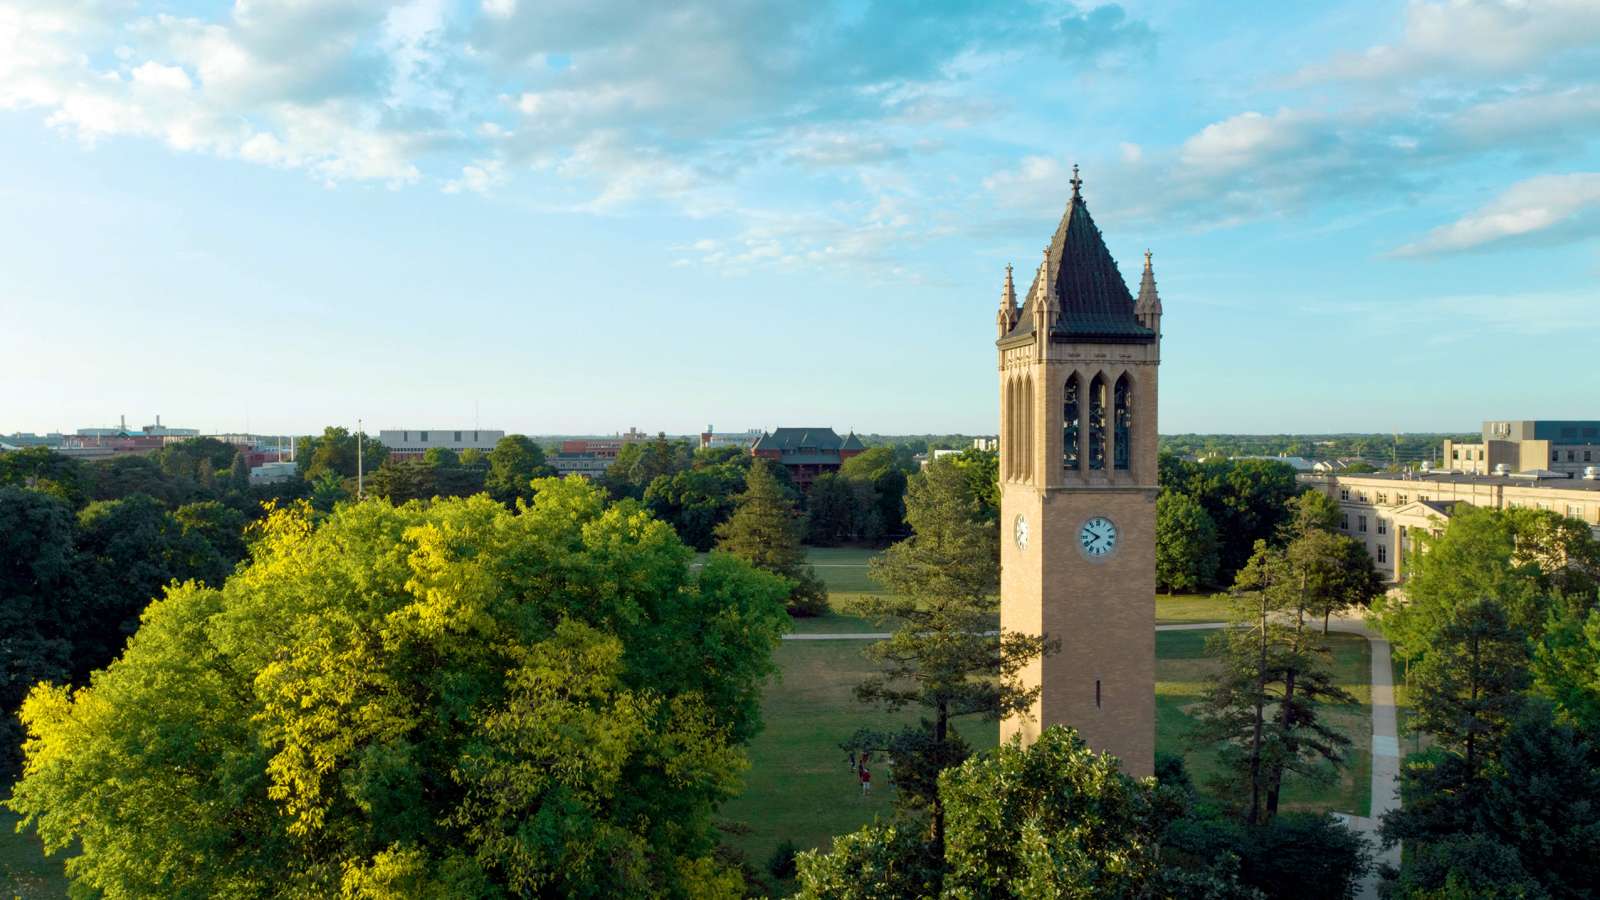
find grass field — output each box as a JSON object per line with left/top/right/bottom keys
{"left": 717, "top": 640, "right": 997, "bottom": 886}
{"left": 724, "top": 624, "right": 1377, "bottom": 886}
{"left": 1, "top": 796, "right": 67, "bottom": 900}
{"left": 1154, "top": 593, "right": 1231, "bottom": 624}
{"left": 1154, "top": 628, "right": 1373, "bottom": 817}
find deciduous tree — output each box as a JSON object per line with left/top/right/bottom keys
{"left": 7, "top": 482, "right": 790, "bottom": 898}
{"left": 1156, "top": 491, "right": 1220, "bottom": 593}
{"left": 796, "top": 728, "right": 1207, "bottom": 899}
{"left": 1373, "top": 507, "right": 1547, "bottom": 667}
{"left": 485, "top": 434, "right": 549, "bottom": 506}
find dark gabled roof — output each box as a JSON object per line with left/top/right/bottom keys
{"left": 841, "top": 432, "right": 865, "bottom": 451}
{"left": 753, "top": 427, "right": 846, "bottom": 453}
{"left": 1002, "top": 180, "right": 1155, "bottom": 346}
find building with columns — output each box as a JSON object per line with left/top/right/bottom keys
{"left": 996, "top": 169, "right": 1159, "bottom": 777}
{"left": 1300, "top": 469, "right": 1600, "bottom": 583}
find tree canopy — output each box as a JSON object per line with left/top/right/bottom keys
{"left": 8, "top": 480, "right": 791, "bottom": 898}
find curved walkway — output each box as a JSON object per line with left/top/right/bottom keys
{"left": 783, "top": 617, "right": 1400, "bottom": 898}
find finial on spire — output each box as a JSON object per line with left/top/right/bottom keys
{"left": 1143, "top": 249, "right": 1152, "bottom": 270}
{"left": 1070, "top": 163, "right": 1082, "bottom": 199}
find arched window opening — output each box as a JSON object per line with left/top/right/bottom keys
{"left": 1063, "top": 373, "right": 1080, "bottom": 471}
{"left": 1023, "top": 375, "right": 1034, "bottom": 482}
{"left": 1088, "top": 374, "right": 1107, "bottom": 470}
{"left": 1114, "top": 374, "right": 1132, "bottom": 471}
{"left": 1004, "top": 378, "right": 1016, "bottom": 480}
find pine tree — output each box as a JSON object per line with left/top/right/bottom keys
{"left": 715, "top": 460, "right": 828, "bottom": 616}
{"left": 850, "top": 458, "right": 1052, "bottom": 848}
{"left": 1410, "top": 598, "right": 1530, "bottom": 779}
{"left": 228, "top": 451, "right": 250, "bottom": 492}
{"left": 1191, "top": 538, "right": 1355, "bottom": 824}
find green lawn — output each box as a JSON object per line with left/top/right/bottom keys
{"left": 717, "top": 640, "right": 999, "bottom": 891}
{"left": 1154, "top": 593, "right": 1231, "bottom": 624}
{"left": 1, "top": 796, "right": 67, "bottom": 900}
{"left": 726, "top": 626, "right": 1377, "bottom": 886}
{"left": 1155, "top": 628, "right": 1373, "bottom": 816}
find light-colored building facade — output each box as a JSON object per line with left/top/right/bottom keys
{"left": 1300, "top": 470, "right": 1600, "bottom": 582}
{"left": 379, "top": 429, "right": 506, "bottom": 461}
{"left": 1443, "top": 420, "right": 1600, "bottom": 476}
{"left": 698, "top": 426, "right": 763, "bottom": 451}
{"left": 996, "top": 173, "right": 1160, "bottom": 777}
{"left": 549, "top": 452, "right": 610, "bottom": 479}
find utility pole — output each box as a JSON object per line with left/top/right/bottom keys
{"left": 357, "top": 418, "right": 364, "bottom": 500}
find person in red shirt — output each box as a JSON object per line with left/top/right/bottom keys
{"left": 858, "top": 764, "right": 871, "bottom": 797}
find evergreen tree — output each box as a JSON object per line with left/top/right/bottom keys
{"left": 1156, "top": 491, "right": 1220, "bottom": 593}
{"left": 715, "top": 460, "right": 828, "bottom": 616}
{"left": 805, "top": 472, "right": 857, "bottom": 546}
{"left": 849, "top": 458, "right": 1052, "bottom": 846}
{"left": 1191, "top": 539, "right": 1356, "bottom": 823}
{"left": 1409, "top": 598, "right": 1530, "bottom": 780}
{"left": 228, "top": 451, "right": 251, "bottom": 492}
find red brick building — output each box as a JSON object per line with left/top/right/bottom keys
{"left": 750, "top": 427, "right": 866, "bottom": 489}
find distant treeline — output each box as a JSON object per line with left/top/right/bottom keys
{"left": 1159, "top": 433, "right": 1477, "bottom": 465}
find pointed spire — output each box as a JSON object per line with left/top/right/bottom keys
{"left": 1136, "top": 248, "right": 1162, "bottom": 325}
{"left": 1037, "top": 243, "right": 1059, "bottom": 311}
{"left": 997, "top": 263, "right": 1018, "bottom": 337}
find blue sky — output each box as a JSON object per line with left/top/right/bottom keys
{"left": 2, "top": 0, "right": 1597, "bottom": 437}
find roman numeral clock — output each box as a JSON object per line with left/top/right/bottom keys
{"left": 994, "top": 168, "right": 1161, "bottom": 777}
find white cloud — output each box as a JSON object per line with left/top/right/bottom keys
{"left": 1179, "top": 110, "right": 1316, "bottom": 173}
{"left": 1301, "top": 0, "right": 1600, "bottom": 82}
{"left": 443, "top": 158, "right": 504, "bottom": 195}
{"left": 1394, "top": 172, "right": 1600, "bottom": 255}
{"left": 129, "top": 60, "right": 191, "bottom": 91}
{"left": 0, "top": 0, "right": 428, "bottom": 184}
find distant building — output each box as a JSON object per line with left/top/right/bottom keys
{"left": 379, "top": 429, "right": 506, "bottom": 461}
{"left": 1444, "top": 420, "right": 1600, "bottom": 476}
{"left": 76, "top": 415, "right": 198, "bottom": 438}
{"left": 1301, "top": 469, "right": 1600, "bottom": 583}
{"left": 750, "top": 427, "right": 865, "bottom": 488}
{"left": 699, "top": 425, "right": 763, "bottom": 451}
{"left": 1312, "top": 458, "right": 1367, "bottom": 473}
{"left": 0, "top": 432, "right": 66, "bottom": 449}
{"left": 250, "top": 461, "right": 298, "bottom": 485}
{"left": 973, "top": 437, "right": 998, "bottom": 451}
{"left": 549, "top": 452, "right": 611, "bottom": 479}
{"left": 1233, "top": 454, "right": 1317, "bottom": 473}
{"left": 550, "top": 428, "right": 649, "bottom": 479}
{"left": 917, "top": 448, "right": 964, "bottom": 470}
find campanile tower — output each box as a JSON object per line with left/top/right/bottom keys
{"left": 996, "top": 168, "right": 1161, "bottom": 777}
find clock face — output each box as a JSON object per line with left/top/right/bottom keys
{"left": 1079, "top": 516, "right": 1117, "bottom": 558}
{"left": 1013, "top": 514, "right": 1029, "bottom": 550}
